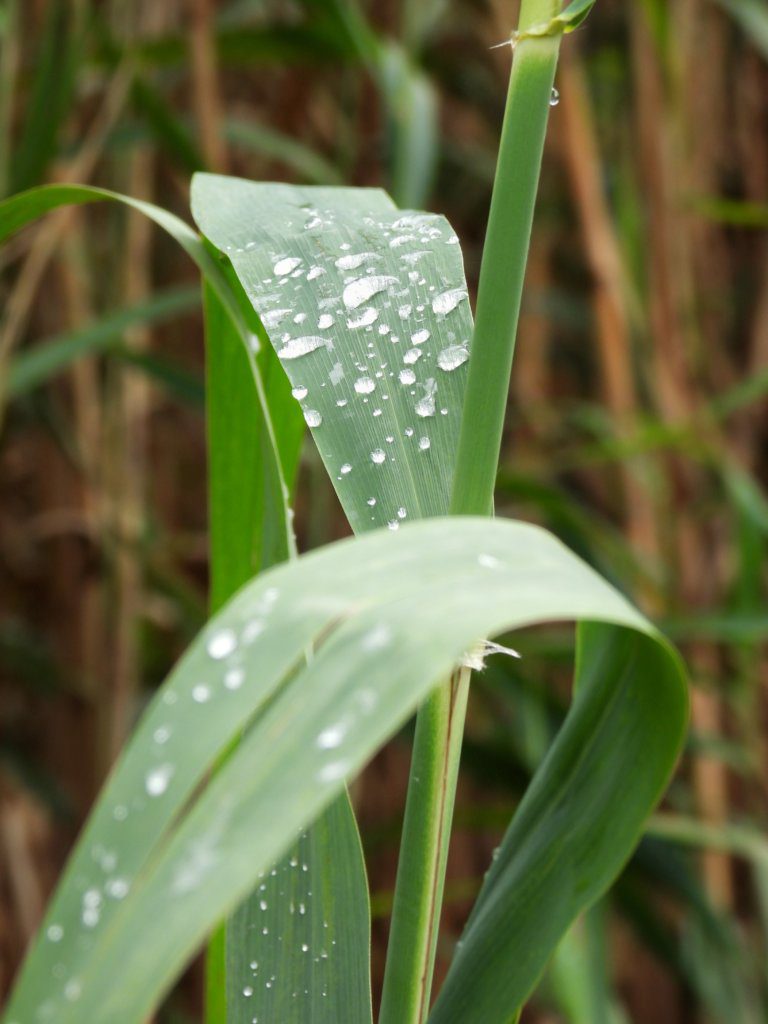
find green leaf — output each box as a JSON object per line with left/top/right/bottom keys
{"left": 516, "top": 0, "right": 597, "bottom": 40}
{"left": 712, "top": 0, "right": 768, "bottom": 62}
{"left": 202, "top": 259, "right": 366, "bottom": 1023}
{"left": 3, "top": 516, "right": 687, "bottom": 1024}
{"left": 224, "top": 797, "right": 372, "bottom": 1024}
{"left": 191, "top": 172, "right": 473, "bottom": 534}
{"left": 7, "top": 286, "right": 200, "bottom": 398}
{"left": 428, "top": 621, "right": 687, "bottom": 1023}
{"left": 9, "top": 0, "right": 81, "bottom": 193}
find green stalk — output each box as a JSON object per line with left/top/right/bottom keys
{"left": 451, "top": 1, "right": 562, "bottom": 517}
{"left": 380, "top": 3, "right": 563, "bottom": 1022}
{"left": 379, "top": 669, "right": 470, "bottom": 1024}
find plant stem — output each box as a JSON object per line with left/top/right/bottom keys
{"left": 451, "top": 6, "right": 561, "bottom": 517}
{"left": 379, "top": 668, "right": 470, "bottom": 1024}
{"left": 380, "top": 3, "right": 563, "bottom": 1022}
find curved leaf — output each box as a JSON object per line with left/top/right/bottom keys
{"left": 191, "top": 172, "right": 473, "bottom": 534}
{"left": 3, "top": 516, "right": 686, "bottom": 1024}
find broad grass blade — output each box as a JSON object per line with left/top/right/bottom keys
{"left": 191, "top": 172, "right": 473, "bottom": 534}
{"left": 4, "top": 517, "right": 686, "bottom": 1024}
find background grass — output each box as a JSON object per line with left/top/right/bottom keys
{"left": 0, "top": 0, "right": 766, "bottom": 1020}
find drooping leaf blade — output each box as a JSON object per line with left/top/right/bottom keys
{"left": 3, "top": 516, "right": 686, "bottom": 1024}
{"left": 428, "top": 621, "right": 688, "bottom": 1022}
{"left": 7, "top": 286, "right": 200, "bottom": 398}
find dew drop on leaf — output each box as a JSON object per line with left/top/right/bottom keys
{"left": 207, "top": 629, "right": 237, "bottom": 660}
{"left": 343, "top": 276, "right": 396, "bottom": 309}
{"left": 273, "top": 257, "right": 302, "bottom": 276}
{"left": 437, "top": 344, "right": 469, "bottom": 371}
{"left": 145, "top": 763, "right": 173, "bottom": 797}
{"left": 277, "top": 336, "right": 328, "bottom": 360}
{"left": 432, "top": 288, "right": 468, "bottom": 315}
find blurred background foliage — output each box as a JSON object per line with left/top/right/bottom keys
{"left": 0, "top": 0, "right": 767, "bottom": 1021}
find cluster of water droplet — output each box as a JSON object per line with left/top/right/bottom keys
{"left": 223, "top": 200, "right": 474, "bottom": 531}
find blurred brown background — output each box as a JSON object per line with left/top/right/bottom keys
{"left": 1, "top": 0, "right": 767, "bottom": 1020}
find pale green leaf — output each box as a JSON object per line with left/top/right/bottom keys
{"left": 191, "top": 172, "right": 472, "bottom": 534}
{"left": 3, "top": 516, "right": 686, "bottom": 1023}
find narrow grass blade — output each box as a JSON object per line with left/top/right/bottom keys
{"left": 10, "top": 0, "right": 80, "bottom": 192}
{"left": 3, "top": 516, "right": 686, "bottom": 1024}
{"left": 224, "top": 118, "right": 344, "bottom": 185}
{"left": 203, "top": 277, "right": 370, "bottom": 1024}
{"left": 7, "top": 286, "right": 199, "bottom": 398}
{"left": 225, "top": 797, "right": 372, "bottom": 1024}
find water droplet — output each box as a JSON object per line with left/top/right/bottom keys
{"left": 415, "top": 379, "right": 437, "bottom": 418}
{"left": 243, "top": 985, "right": 254, "bottom": 997}
{"left": 366, "top": 497, "right": 376, "bottom": 507}
{"left": 335, "top": 252, "right": 376, "bottom": 270}
{"left": 411, "top": 329, "right": 430, "bottom": 345}
{"left": 259, "top": 899, "right": 268, "bottom": 911}
{"left": 403, "top": 348, "right": 422, "bottom": 365}
{"left": 387, "top": 520, "right": 400, "bottom": 531}
{"left": 432, "top": 288, "right": 468, "bottom": 315}
{"left": 399, "top": 369, "right": 416, "bottom": 385}
{"left": 301, "top": 943, "right": 309, "bottom": 952}
{"left": 317, "top": 723, "right": 347, "bottom": 749}
{"left": 354, "top": 376, "right": 376, "bottom": 395}
{"left": 307, "top": 266, "right": 325, "bottom": 281}
{"left": 340, "top": 463, "right": 352, "bottom": 475}
{"left": 208, "top": 628, "right": 237, "bottom": 659}
{"left": 404, "top": 427, "right": 414, "bottom": 437}
{"left": 336, "top": 398, "right": 348, "bottom": 407}
{"left": 398, "top": 304, "right": 412, "bottom": 319}
{"left": 277, "top": 336, "right": 329, "bottom": 360}
{"left": 304, "top": 409, "right": 322, "bottom": 427}
{"left": 343, "top": 276, "right": 397, "bottom": 309}
{"left": 418, "top": 437, "right": 431, "bottom": 451}
{"left": 64, "top": 979, "right": 82, "bottom": 1002}
{"left": 274, "top": 257, "right": 302, "bottom": 276}
{"left": 318, "top": 313, "right": 334, "bottom": 329}
{"left": 291, "top": 385, "right": 308, "bottom": 401}
{"left": 106, "top": 877, "right": 130, "bottom": 899}
{"left": 261, "top": 308, "right": 292, "bottom": 329}
{"left": 224, "top": 668, "right": 245, "bottom": 691}
{"left": 478, "top": 553, "right": 501, "bottom": 569}
{"left": 437, "top": 344, "right": 469, "bottom": 371}
{"left": 370, "top": 449, "right": 386, "bottom": 465}
{"left": 192, "top": 684, "right": 211, "bottom": 703}
{"left": 550, "top": 86, "right": 560, "bottom": 107}
{"left": 329, "top": 362, "right": 345, "bottom": 385}
{"left": 397, "top": 507, "right": 407, "bottom": 519}
{"left": 347, "top": 306, "right": 379, "bottom": 329}
{"left": 153, "top": 725, "right": 171, "bottom": 744}
{"left": 145, "top": 764, "right": 173, "bottom": 797}
{"left": 47, "top": 924, "right": 63, "bottom": 942}
{"left": 293, "top": 312, "right": 307, "bottom": 324}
